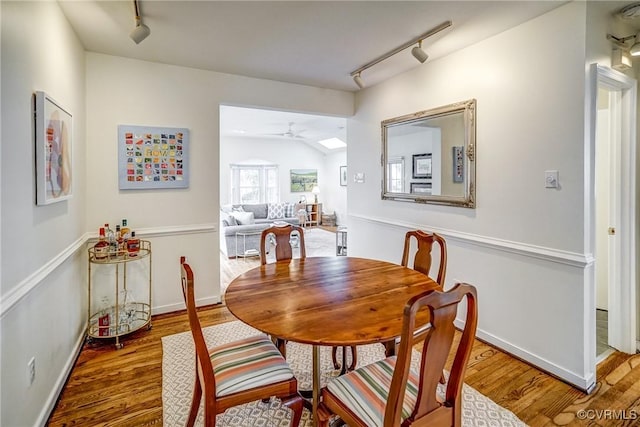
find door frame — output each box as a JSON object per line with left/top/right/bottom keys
{"left": 590, "top": 64, "right": 637, "bottom": 354}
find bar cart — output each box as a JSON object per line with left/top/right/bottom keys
{"left": 87, "top": 240, "right": 152, "bottom": 349}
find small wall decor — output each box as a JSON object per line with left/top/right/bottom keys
{"left": 118, "top": 125, "right": 189, "bottom": 190}
{"left": 340, "top": 165, "right": 347, "bottom": 186}
{"left": 35, "top": 91, "right": 73, "bottom": 205}
{"left": 410, "top": 182, "right": 432, "bottom": 194}
{"left": 453, "top": 146, "right": 464, "bottom": 182}
{"left": 412, "top": 153, "right": 432, "bottom": 179}
{"left": 290, "top": 169, "right": 317, "bottom": 192}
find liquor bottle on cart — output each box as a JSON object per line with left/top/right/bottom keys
{"left": 93, "top": 228, "right": 109, "bottom": 260}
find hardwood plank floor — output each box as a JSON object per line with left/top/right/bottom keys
{"left": 48, "top": 302, "right": 640, "bottom": 427}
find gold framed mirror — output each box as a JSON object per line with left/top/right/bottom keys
{"left": 381, "top": 99, "right": 476, "bottom": 208}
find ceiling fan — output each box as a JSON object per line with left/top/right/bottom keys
{"left": 264, "top": 122, "right": 306, "bottom": 139}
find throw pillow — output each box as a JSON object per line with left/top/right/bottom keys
{"left": 233, "top": 211, "right": 255, "bottom": 225}
{"left": 284, "top": 202, "right": 295, "bottom": 218}
{"left": 268, "top": 203, "right": 287, "bottom": 219}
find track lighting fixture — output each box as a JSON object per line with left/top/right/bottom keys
{"left": 411, "top": 40, "right": 429, "bottom": 63}
{"left": 607, "top": 32, "right": 640, "bottom": 56}
{"left": 130, "top": 0, "right": 150, "bottom": 44}
{"left": 349, "top": 21, "right": 451, "bottom": 89}
{"left": 353, "top": 73, "right": 365, "bottom": 89}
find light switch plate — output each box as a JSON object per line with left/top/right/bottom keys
{"left": 545, "top": 170, "right": 559, "bottom": 188}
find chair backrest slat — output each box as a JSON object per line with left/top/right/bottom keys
{"left": 401, "top": 230, "right": 447, "bottom": 285}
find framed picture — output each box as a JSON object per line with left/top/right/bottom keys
{"left": 118, "top": 125, "right": 189, "bottom": 190}
{"left": 412, "top": 153, "right": 432, "bottom": 179}
{"left": 340, "top": 165, "right": 347, "bottom": 186}
{"left": 35, "top": 91, "right": 73, "bottom": 205}
{"left": 453, "top": 146, "right": 464, "bottom": 182}
{"left": 290, "top": 169, "right": 317, "bottom": 192}
{"left": 410, "top": 182, "right": 432, "bottom": 194}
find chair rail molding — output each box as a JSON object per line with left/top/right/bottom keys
{"left": 349, "top": 213, "right": 591, "bottom": 268}
{"left": 1, "top": 223, "right": 218, "bottom": 318}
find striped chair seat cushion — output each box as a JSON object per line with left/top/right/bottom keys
{"left": 326, "top": 356, "right": 419, "bottom": 426}
{"left": 210, "top": 334, "right": 294, "bottom": 396}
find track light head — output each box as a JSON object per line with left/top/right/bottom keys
{"left": 411, "top": 41, "right": 428, "bottom": 63}
{"left": 353, "top": 73, "right": 365, "bottom": 89}
{"left": 130, "top": 16, "right": 150, "bottom": 44}
{"left": 631, "top": 32, "right": 640, "bottom": 56}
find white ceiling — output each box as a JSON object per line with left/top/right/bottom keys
{"left": 56, "top": 1, "right": 635, "bottom": 149}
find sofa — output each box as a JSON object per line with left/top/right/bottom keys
{"left": 220, "top": 202, "right": 304, "bottom": 258}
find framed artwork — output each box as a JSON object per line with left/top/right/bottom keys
{"left": 340, "top": 165, "right": 347, "bottom": 186}
{"left": 35, "top": 91, "right": 73, "bottom": 205}
{"left": 412, "top": 153, "right": 432, "bottom": 179}
{"left": 290, "top": 169, "right": 318, "bottom": 192}
{"left": 453, "top": 146, "right": 464, "bottom": 182}
{"left": 410, "top": 182, "right": 432, "bottom": 194}
{"left": 118, "top": 125, "right": 189, "bottom": 190}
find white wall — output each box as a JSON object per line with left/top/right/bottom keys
{"left": 1, "top": 2, "right": 87, "bottom": 425}
{"left": 85, "top": 53, "right": 353, "bottom": 314}
{"left": 346, "top": 2, "right": 601, "bottom": 390}
{"left": 322, "top": 149, "right": 347, "bottom": 225}
{"left": 221, "top": 136, "right": 327, "bottom": 205}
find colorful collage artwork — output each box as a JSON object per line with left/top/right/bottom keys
{"left": 118, "top": 125, "right": 189, "bottom": 189}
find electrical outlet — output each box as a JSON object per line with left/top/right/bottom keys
{"left": 28, "top": 357, "right": 36, "bottom": 386}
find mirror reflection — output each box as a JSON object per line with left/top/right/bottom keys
{"left": 381, "top": 99, "right": 476, "bottom": 208}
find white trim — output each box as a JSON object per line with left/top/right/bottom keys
{"left": 349, "top": 213, "right": 591, "bottom": 268}
{"left": 152, "top": 296, "right": 222, "bottom": 315}
{"left": 38, "top": 330, "right": 86, "bottom": 427}
{"left": 454, "top": 318, "right": 596, "bottom": 392}
{"left": 0, "top": 224, "right": 218, "bottom": 318}
{"left": 0, "top": 233, "right": 90, "bottom": 319}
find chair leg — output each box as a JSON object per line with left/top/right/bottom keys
{"left": 282, "top": 393, "right": 305, "bottom": 427}
{"left": 187, "top": 374, "right": 202, "bottom": 427}
{"left": 383, "top": 339, "right": 397, "bottom": 357}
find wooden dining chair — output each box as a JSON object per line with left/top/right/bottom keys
{"left": 319, "top": 283, "right": 478, "bottom": 427}
{"left": 383, "top": 230, "right": 448, "bottom": 357}
{"left": 402, "top": 230, "right": 447, "bottom": 285}
{"left": 180, "top": 257, "right": 304, "bottom": 427}
{"left": 260, "top": 224, "right": 306, "bottom": 265}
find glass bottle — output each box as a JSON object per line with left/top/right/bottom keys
{"left": 127, "top": 231, "right": 140, "bottom": 257}
{"left": 115, "top": 225, "right": 124, "bottom": 254}
{"left": 120, "top": 219, "right": 131, "bottom": 240}
{"left": 93, "top": 227, "right": 109, "bottom": 260}
{"left": 105, "top": 223, "right": 116, "bottom": 255}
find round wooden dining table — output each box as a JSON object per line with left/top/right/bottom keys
{"left": 225, "top": 256, "right": 439, "bottom": 426}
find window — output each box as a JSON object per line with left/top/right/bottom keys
{"left": 387, "top": 157, "right": 404, "bottom": 193}
{"left": 230, "top": 164, "right": 279, "bottom": 204}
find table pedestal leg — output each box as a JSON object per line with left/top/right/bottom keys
{"left": 312, "top": 345, "right": 320, "bottom": 427}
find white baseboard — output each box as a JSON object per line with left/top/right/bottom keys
{"left": 37, "top": 330, "right": 86, "bottom": 426}
{"left": 151, "top": 296, "right": 222, "bottom": 316}
{"left": 455, "top": 318, "right": 595, "bottom": 392}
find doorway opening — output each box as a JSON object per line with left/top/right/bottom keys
{"left": 218, "top": 105, "right": 347, "bottom": 294}
{"left": 592, "top": 65, "right": 637, "bottom": 362}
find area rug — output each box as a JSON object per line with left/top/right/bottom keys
{"left": 162, "top": 320, "right": 528, "bottom": 426}
{"left": 299, "top": 227, "right": 337, "bottom": 257}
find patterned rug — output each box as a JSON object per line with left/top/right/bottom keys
{"left": 162, "top": 320, "right": 528, "bottom": 426}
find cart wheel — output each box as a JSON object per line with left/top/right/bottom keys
{"left": 86, "top": 336, "right": 94, "bottom": 345}
{"left": 115, "top": 342, "right": 124, "bottom": 350}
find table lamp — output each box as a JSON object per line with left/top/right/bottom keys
{"left": 312, "top": 186, "right": 320, "bottom": 203}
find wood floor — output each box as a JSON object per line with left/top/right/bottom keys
{"left": 48, "top": 301, "right": 640, "bottom": 427}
